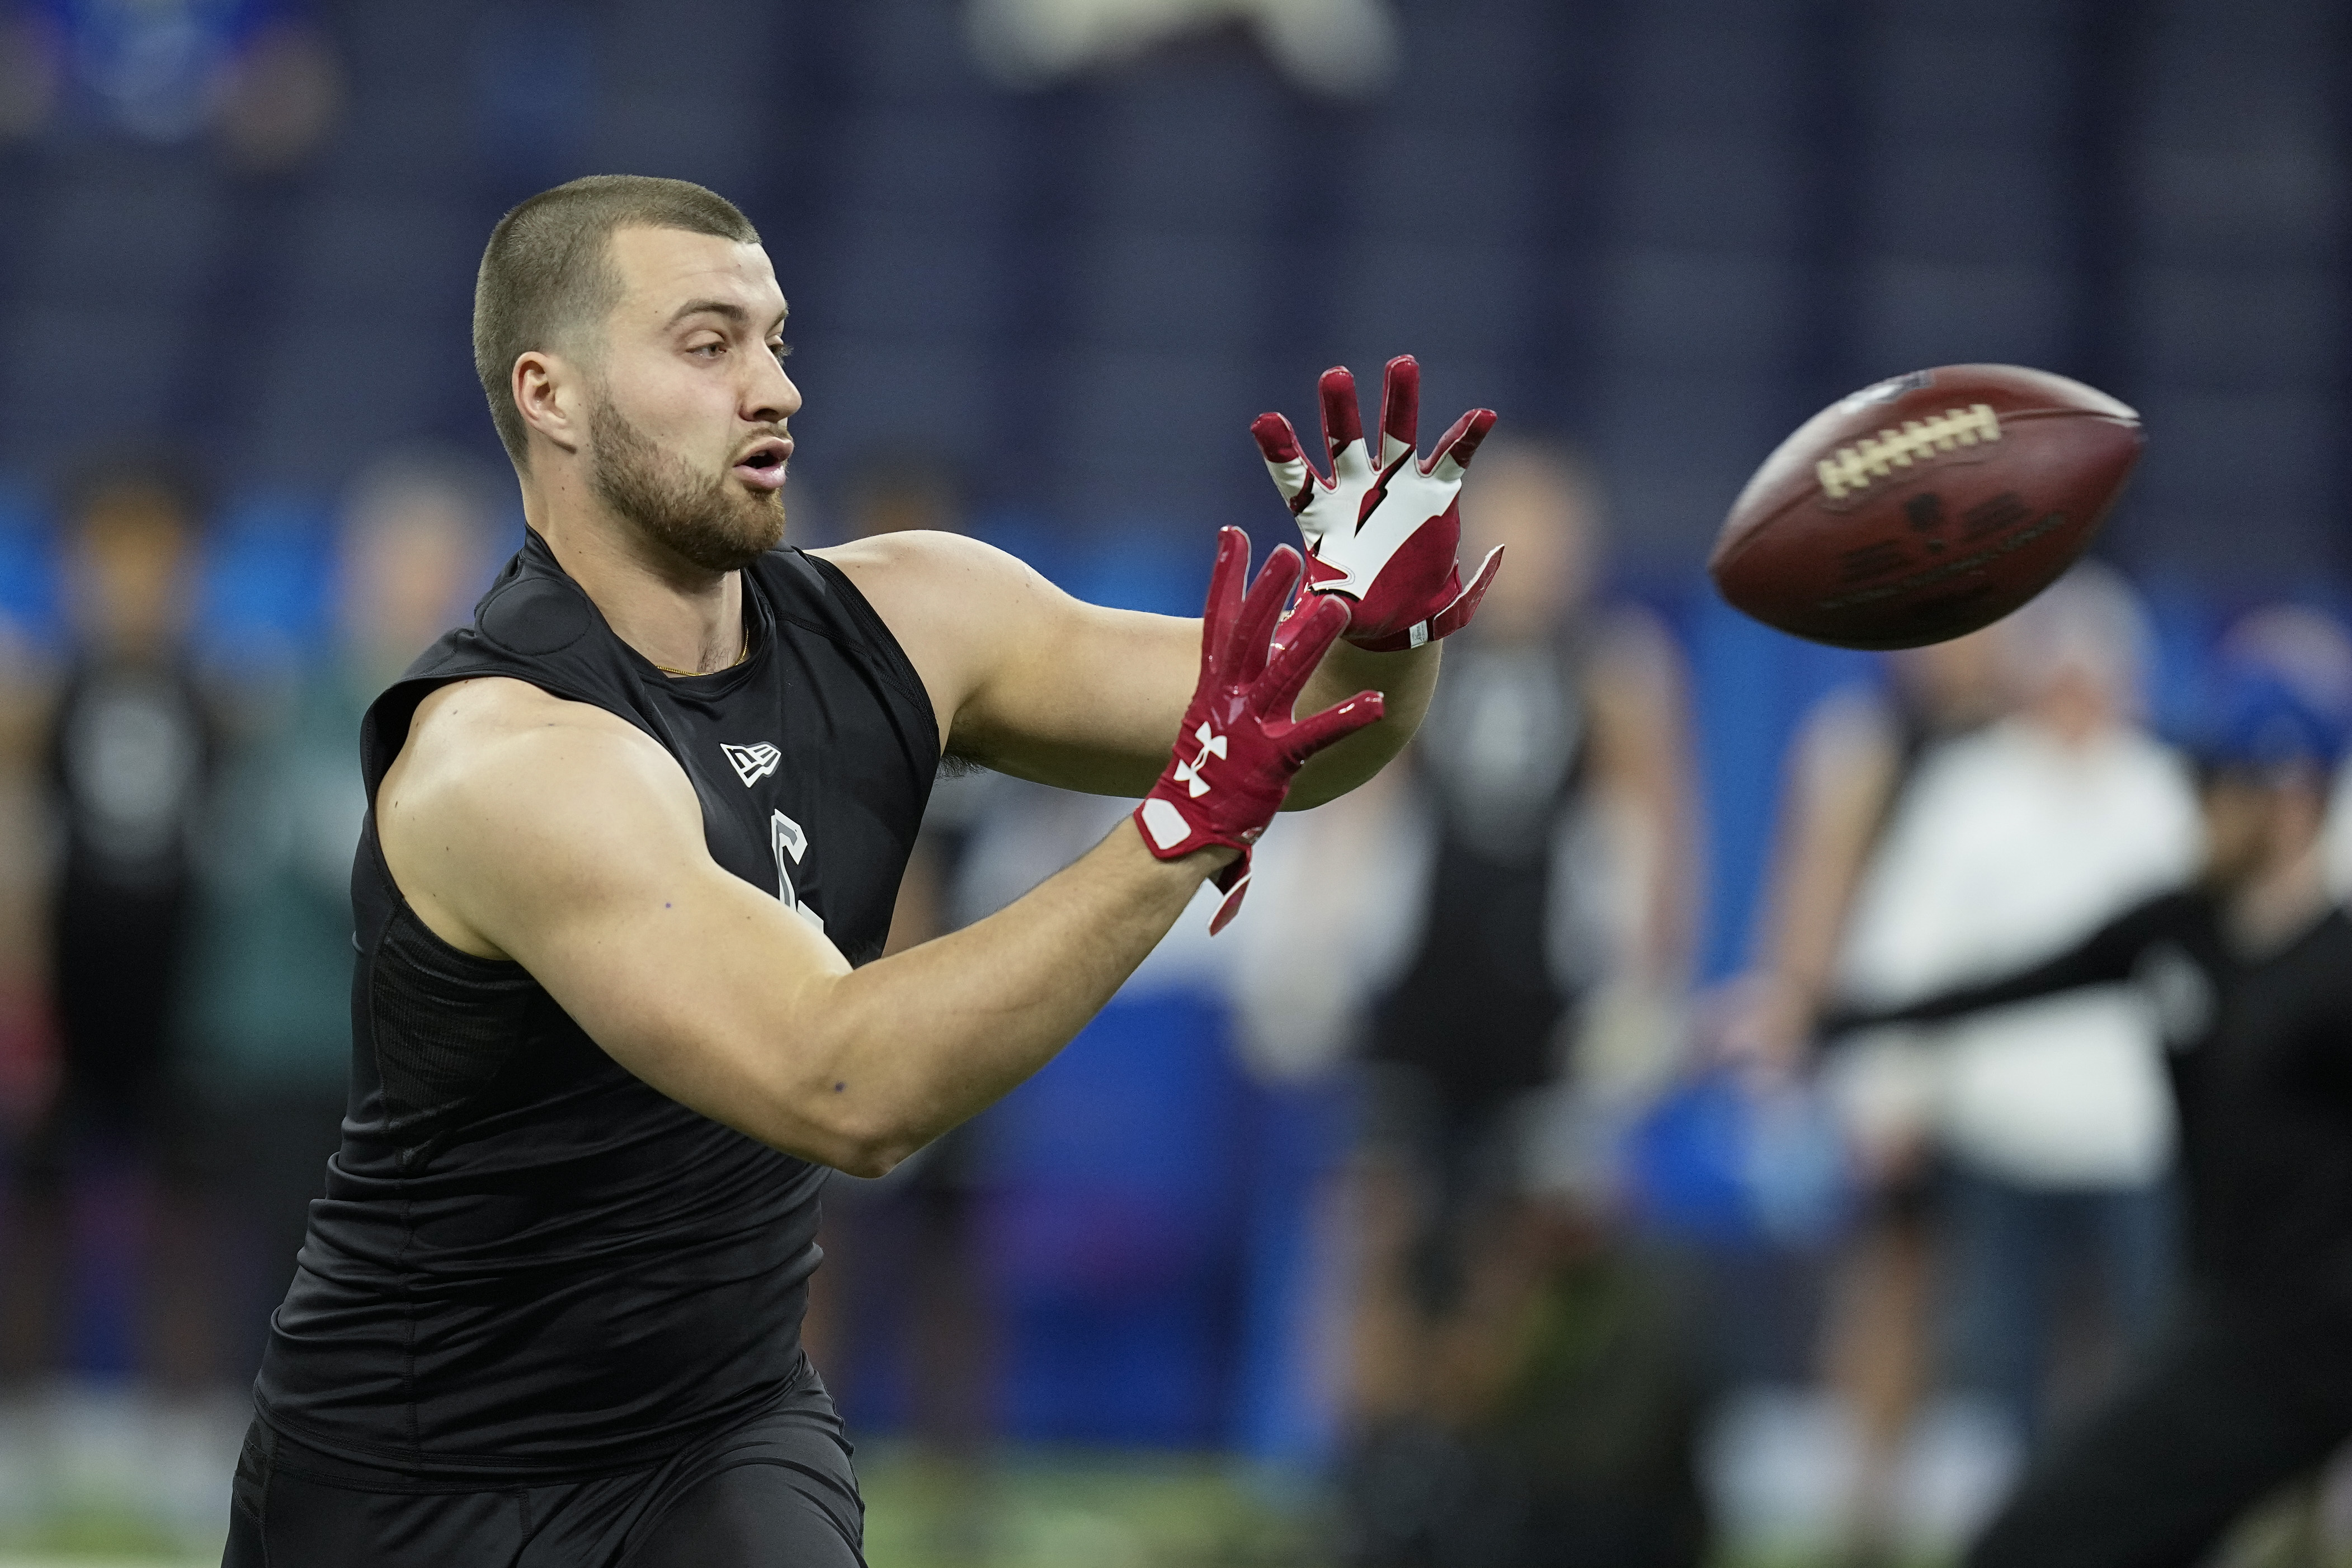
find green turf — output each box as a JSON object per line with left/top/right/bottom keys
{"left": 855, "top": 1444, "right": 1326, "bottom": 1567}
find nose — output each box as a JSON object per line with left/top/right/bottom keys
{"left": 748, "top": 356, "right": 801, "bottom": 427}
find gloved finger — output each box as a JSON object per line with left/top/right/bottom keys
{"left": 1423, "top": 407, "right": 1498, "bottom": 481}
{"left": 1231, "top": 543, "right": 1304, "bottom": 687}
{"left": 1253, "top": 592, "right": 1348, "bottom": 716}
{"left": 1282, "top": 689, "right": 1386, "bottom": 763}
{"left": 1319, "top": 366, "right": 1373, "bottom": 490}
{"left": 1378, "top": 356, "right": 1420, "bottom": 468}
{"left": 1251, "top": 412, "right": 1326, "bottom": 515}
{"left": 1199, "top": 527, "right": 1251, "bottom": 684}
{"left": 1429, "top": 544, "right": 1505, "bottom": 641}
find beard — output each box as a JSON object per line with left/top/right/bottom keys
{"left": 586, "top": 390, "right": 785, "bottom": 574}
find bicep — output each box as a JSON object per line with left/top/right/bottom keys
{"left": 390, "top": 710, "right": 857, "bottom": 1157}
{"left": 505, "top": 842, "right": 857, "bottom": 1156}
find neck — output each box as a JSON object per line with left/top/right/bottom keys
{"left": 2228, "top": 834, "right": 2332, "bottom": 957}
{"left": 525, "top": 466, "right": 744, "bottom": 676}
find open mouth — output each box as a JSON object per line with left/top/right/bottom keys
{"left": 732, "top": 438, "right": 792, "bottom": 490}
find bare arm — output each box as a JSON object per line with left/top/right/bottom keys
{"left": 1754, "top": 688, "right": 1902, "bottom": 1002}
{"left": 378, "top": 677, "right": 1230, "bottom": 1177}
{"left": 1718, "top": 687, "right": 1903, "bottom": 1070}
{"left": 818, "top": 531, "right": 1436, "bottom": 808}
{"left": 1582, "top": 607, "right": 1700, "bottom": 985}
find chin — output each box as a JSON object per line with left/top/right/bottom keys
{"left": 734, "top": 489, "right": 788, "bottom": 551}
{"left": 682, "top": 499, "right": 785, "bottom": 573}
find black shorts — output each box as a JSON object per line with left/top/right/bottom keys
{"left": 223, "top": 1378, "right": 864, "bottom": 1567}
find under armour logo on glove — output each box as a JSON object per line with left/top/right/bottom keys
{"left": 1171, "top": 722, "right": 1228, "bottom": 797}
{"left": 1252, "top": 355, "right": 1503, "bottom": 651}
{"left": 1135, "top": 528, "right": 1384, "bottom": 933}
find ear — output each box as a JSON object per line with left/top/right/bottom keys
{"left": 513, "top": 349, "right": 587, "bottom": 457}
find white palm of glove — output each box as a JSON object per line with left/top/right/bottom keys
{"left": 1252, "top": 356, "right": 1501, "bottom": 652}
{"left": 1290, "top": 425, "right": 1467, "bottom": 596}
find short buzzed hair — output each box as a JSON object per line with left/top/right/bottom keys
{"left": 472, "top": 174, "right": 760, "bottom": 466}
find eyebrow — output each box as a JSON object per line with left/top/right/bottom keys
{"left": 667, "top": 299, "right": 789, "bottom": 333}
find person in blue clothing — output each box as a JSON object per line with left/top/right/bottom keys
{"left": 1826, "top": 608, "right": 2352, "bottom": 1568}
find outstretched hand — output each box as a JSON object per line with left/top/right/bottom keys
{"left": 1252, "top": 355, "right": 1502, "bottom": 651}
{"left": 1133, "top": 528, "right": 1384, "bottom": 933}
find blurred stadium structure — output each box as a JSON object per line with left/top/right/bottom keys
{"left": 0, "top": 1, "right": 2349, "bottom": 1565}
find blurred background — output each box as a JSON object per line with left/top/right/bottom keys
{"left": 1, "top": 0, "right": 2350, "bottom": 1564}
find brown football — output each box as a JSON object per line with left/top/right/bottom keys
{"left": 1708, "top": 365, "right": 2144, "bottom": 650}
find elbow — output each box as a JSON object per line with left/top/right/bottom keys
{"left": 829, "top": 1146, "right": 900, "bottom": 1180}
{"left": 826, "top": 1120, "right": 921, "bottom": 1180}
{"left": 827, "top": 1132, "right": 932, "bottom": 1181}
{"left": 795, "top": 1098, "right": 925, "bottom": 1180}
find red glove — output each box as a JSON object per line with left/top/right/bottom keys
{"left": 1134, "top": 528, "right": 1384, "bottom": 933}
{"left": 1251, "top": 356, "right": 1502, "bottom": 651}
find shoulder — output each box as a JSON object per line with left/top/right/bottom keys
{"left": 808, "top": 531, "right": 1081, "bottom": 742}
{"left": 1789, "top": 682, "right": 1902, "bottom": 797}
{"left": 1582, "top": 602, "right": 1684, "bottom": 689}
{"left": 376, "top": 677, "right": 703, "bottom": 957}
{"left": 388, "top": 677, "right": 695, "bottom": 841}
{"left": 811, "top": 530, "right": 1054, "bottom": 616}
{"left": 1921, "top": 719, "right": 2034, "bottom": 792}
{"left": 804, "top": 530, "right": 1066, "bottom": 668}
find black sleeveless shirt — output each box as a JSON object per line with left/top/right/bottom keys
{"left": 253, "top": 532, "right": 936, "bottom": 1480}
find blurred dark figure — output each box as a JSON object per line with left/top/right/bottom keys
{"left": 1830, "top": 608, "right": 2352, "bottom": 1568}
{"left": 1341, "top": 440, "right": 1705, "bottom": 1568}
{"left": 15, "top": 468, "right": 219, "bottom": 1386}
{"left": 1340, "top": 1203, "right": 1713, "bottom": 1568}
{"left": 190, "top": 451, "right": 497, "bottom": 1382}
{"left": 1359, "top": 438, "right": 1694, "bottom": 1317}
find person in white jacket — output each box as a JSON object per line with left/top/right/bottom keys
{"left": 1833, "top": 564, "right": 2201, "bottom": 1461}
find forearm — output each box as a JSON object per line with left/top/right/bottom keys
{"left": 803, "top": 821, "right": 1226, "bottom": 1172}
{"left": 1827, "top": 925, "right": 2143, "bottom": 1037}
{"left": 1288, "top": 639, "right": 1439, "bottom": 808}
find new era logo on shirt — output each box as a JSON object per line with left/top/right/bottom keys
{"left": 723, "top": 742, "right": 781, "bottom": 786}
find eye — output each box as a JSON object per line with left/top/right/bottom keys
{"left": 687, "top": 338, "right": 725, "bottom": 359}
{"left": 769, "top": 341, "right": 793, "bottom": 366}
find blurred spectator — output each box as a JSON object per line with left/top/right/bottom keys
{"left": 12, "top": 466, "right": 220, "bottom": 1391}
{"left": 1738, "top": 627, "right": 2012, "bottom": 1075}
{"left": 1830, "top": 566, "right": 2200, "bottom": 1495}
{"left": 1830, "top": 606, "right": 2352, "bottom": 1568}
{"left": 967, "top": 0, "right": 1401, "bottom": 99}
{"left": 187, "top": 448, "right": 499, "bottom": 1383}
{"left": 0, "top": 5, "right": 62, "bottom": 142}
{"left": 212, "top": 17, "right": 344, "bottom": 173}
{"left": 1333, "top": 437, "right": 1707, "bottom": 1567}
{"left": 1365, "top": 437, "right": 1694, "bottom": 1304}
{"left": 1727, "top": 625, "right": 2009, "bottom": 1561}
{"left": 1219, "top": 763, "right": 1420, "bottom": 1476}
{"left": 10, "top": 0, "right": 341, "bottom": 162}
